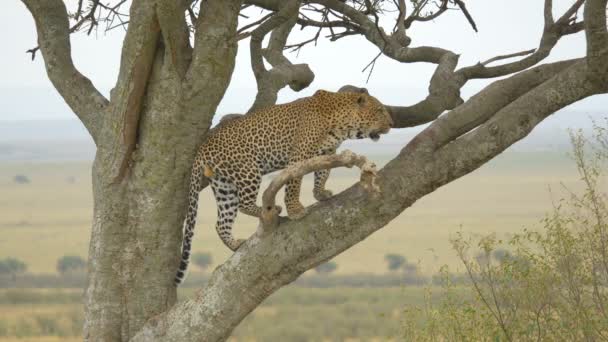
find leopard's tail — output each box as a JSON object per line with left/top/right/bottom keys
{"left": 174, "top": 160, "right": 210, "bottom": 286}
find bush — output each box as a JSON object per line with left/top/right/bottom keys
{"left": 315, "top": 261, "right": 337, "bottom": 274}
{"left": 192, "top": 252, "right": 213, "bottom": 271}
{"left": 0, "top": 258, "right": 27, "bottom": 281}
{"left": 402, "top": 120, "right": 608, "bottom": 341}
{"left": 57, "top": 255, "right": 86, "bottom": 275}
{"left": 384, "top": 253, "right": 406, "bottom": 271}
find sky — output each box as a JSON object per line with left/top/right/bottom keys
{"left": 0, "top": 0, "right": 605, "bottom": 123}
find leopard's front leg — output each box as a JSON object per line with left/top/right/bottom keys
{"left": 285, "top": 177, "right": 308, "bottom": 220}
{"left": 313, "top": 169, "right": 333, "bottom": 201}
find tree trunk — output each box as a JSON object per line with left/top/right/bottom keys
{"left": 79, "top": 1, "right": 243, "bottom": 339}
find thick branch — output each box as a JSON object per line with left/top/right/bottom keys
{"left": 584, "top": 0, "right": 608, "bottom": 83}
{"left": 435, "top": 59, "right": 605, "bottom": 182}
{"left": 21, "top": 0, "right": 109, "bottom": 143}
{"left": 260, "top": 150, "right": 378, "bottom": 229}
{"left": 106, "top": 0, "right": 160, "bottom": 181}
{"left": 418, "top": 59, "right": 580, "bottom": 151}
{"left": 156, "top": 0, "right": 192, "bottom": 78}
{"left": 183, "top": 0, "right": 242, "bottom": 132}
{"left": 248, "top": 0, "right": 315, "bottom": 112}
{"left": 381, "top": 52, "right": 462, "bottom": 128}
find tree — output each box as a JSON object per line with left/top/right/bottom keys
{"left": 384, "top": 253, "right": 407, "bottom": 271}
{"left": 13, "top": 174, "right": 30, "bottom": 184}
{"left": 56, "top": 255, "right": 86, "bottom": 275}
{"left": 192, "top": 252, "right": 213, "bottom": 271}
{"left": 18, "top": 0, "right": 607, "bottom": 340}
{"left": 492, "top": 248, "right": 511, "bottom": 263}
{"left": 315, "top": 261, "right": 338, "bottom": 274}
{"left": 0, "top": 258, "right": 27, "bottom": 281}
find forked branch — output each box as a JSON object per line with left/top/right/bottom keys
{"left": 248, "top": 0, "right": 314, "bottom": 112}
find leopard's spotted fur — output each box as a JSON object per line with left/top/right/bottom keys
{"left": 174, "top": 90, "right": 392, "bottom": 285}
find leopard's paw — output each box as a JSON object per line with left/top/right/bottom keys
{"left": 314, "top": 189, "right": 333, "bottom": 201}
{"left": 287, "top": 205, "right": 308, "bottom": 220}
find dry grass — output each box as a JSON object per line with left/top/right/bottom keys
{"left": 0, "top": 151, "right": 581, "bottom": 275}
{"left": 0, "top": 338, "right": 81, "bottom": 342}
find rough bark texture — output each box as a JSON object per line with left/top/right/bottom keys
{"left": 20, "top": 0, "right": 607, "bottom": 341}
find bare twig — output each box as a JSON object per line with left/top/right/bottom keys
{"left": 237, "top": 12, "right": 275, "bottom": 40}
{"left": 403, "top": 0, "right": 448, "bottom": 28}
{"left": 362, "top": 51, "right": 382, "bottom": 83}
{"left": 25, "top": 47, "right": 39, "bottom": 61}
{"left": 453, "top": 0, "right": 478, "bottom": 32}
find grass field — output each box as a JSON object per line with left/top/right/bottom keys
{"left": 0, "top": 148, "right": 588, "bottom": 340}
{"left": 0, "top": 150, "right": 582, "bottom": 276}
{"left": 0, "top": 287, "right": 465, "bottom": 341}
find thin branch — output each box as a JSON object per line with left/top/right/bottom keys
{"left": 403, "top": 0, "right": 448, "bottom": 28}
{"left": 481, "top": 49, "right": 536, "bottom": 66}
{"left": 361, "top": 51, "right": 382, "bottom": 83}
{"left": 237, "top": 12, "right": 275, "bottom": 39}
{"left": 456, "top": 1, "right": 585, "bottom": 79}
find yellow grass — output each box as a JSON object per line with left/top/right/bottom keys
{"left": 0, "top": 151, "right": 582, "bottom": 275}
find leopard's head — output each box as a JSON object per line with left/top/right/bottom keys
{"left": 315, "top": 90, "right": 393, "bottom": 142}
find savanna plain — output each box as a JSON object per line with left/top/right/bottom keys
{"left": 0, "top": 148, "right": 584, "bottom": 341}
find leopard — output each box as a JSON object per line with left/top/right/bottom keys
{"left": 174, "top": 89, "right": 393, "bottom": 285}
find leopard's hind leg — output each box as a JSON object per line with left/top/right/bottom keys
{"left": 211, "top": 177, "right": 245, "bottom": 251}
{"left": 236, "top": 172, "right": 262, "bottom": 217}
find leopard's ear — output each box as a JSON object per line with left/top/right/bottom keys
{"left": 338, "top": 85, "right": 369, "bottom": 95}
{"left": 357, "top": 95, "right": 366, "bottom": 106}
{"left": 314, "top": 89, "right": 331, "bottom": 97}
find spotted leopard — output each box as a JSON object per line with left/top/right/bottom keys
{"left": 174, "top": 90, "right": 392, "bottom": 285}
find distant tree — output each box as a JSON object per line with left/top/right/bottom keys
{"left": 13, "top": 174, "right": 30, "bottom": 184}
{"left": 57, "top": 255, "right": 86, "bottom": 275}
{"left": 192, "top": 252, "right": 213, "bottom": 271}
{"left": 0, "top": 258, "right": 27, "bottom": 281}
{"left": 315, "top": 261, "right": 337, "bottom": 275}
{"left": 384, "top": 254, "right": 406, "bottom": 271}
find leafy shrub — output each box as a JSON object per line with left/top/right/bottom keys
{"left": 56, "top": 255, "right": 86, "bottom": 275}
{"left": 315, "top": 261, "right": 337, "bottom": 274}
{"left": 0, "top": 258, "right": 27, "bottom": 281}
{"left": 402, "top": 120, "right": 608, "bottom": 341}
{"left": 192, "top": 252, "right": 213, "bottom": 271}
